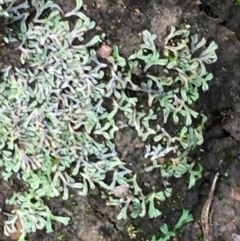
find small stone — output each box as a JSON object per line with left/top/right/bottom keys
{"left": 97, "top": 44, "right": 112, "bottom": 59}
{"left": 226, "top": 221, "right": 236, "bottom": 232}
{"left": 232, "top": 233, "right": 240, "bottom": 241}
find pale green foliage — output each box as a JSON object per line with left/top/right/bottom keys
{"left": 0, "top": 0, "right": 218, "bottom": 240}
{"left": 4, "top": 193, "right": 69, "bottom": 239}
{"left": 0, "top": 0, "right": 12, "bottom": 16}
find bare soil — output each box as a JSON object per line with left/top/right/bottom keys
{"left": 1, "top": 0, "right": 240, "bottom": 241}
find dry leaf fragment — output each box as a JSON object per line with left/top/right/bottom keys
{"left": 9, "top": 218, "right": 22, "bottom": 240}
{"left": 134, "top": 7, "right": 140, "bottom": 14}
{"left": 108, "top": 185, "right": 130, "bottom": 198}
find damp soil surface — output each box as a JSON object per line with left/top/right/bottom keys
{"left": 1, "top": 0, "right": 240, "bottom": 241}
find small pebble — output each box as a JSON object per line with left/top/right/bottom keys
{"left": 97, "top": 44, "right": 112, "bottom": 59}
{"left": 232, "top": 233, "right": 240, "bottom": 241}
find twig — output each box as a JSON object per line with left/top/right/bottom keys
{"left": 201, "top": 172, "right": 219, "bottom": 241}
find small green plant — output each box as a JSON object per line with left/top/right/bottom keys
{"left": 125, "top": 224, "right": 142, "bottom": 239}
{"left": 147, "top": 209, "right": 193, "bottom": 241}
